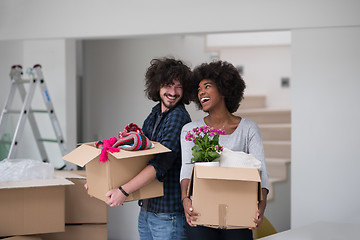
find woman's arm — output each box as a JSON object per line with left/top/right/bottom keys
{"left": 181, "top": 178, "right": 199, "bottom": 226}
{"left": 247, "top": 121, "right": 269, "bottom": 228}
{"left": 251, "top": 188, "right": 268, "bottom": 229}
{"left": 180, "top": 122, "right": 200, "bottom": 226}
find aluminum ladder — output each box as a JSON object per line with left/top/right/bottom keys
{"left": 0, "top": 64, "right": 67, "bottom": 169}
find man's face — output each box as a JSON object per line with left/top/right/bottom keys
{"left": 159, "top": 79, "right": 183, "bottom": 112}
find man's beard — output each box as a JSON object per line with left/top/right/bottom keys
{"left": 161, "top": 99, "right": 178, "bottom": 110}
{"left": 162, "top": 94, "right": 181, "bottom": 109}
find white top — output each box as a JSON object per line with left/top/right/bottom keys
{"left": 180, "top": 118, "right": 269, "bottom": 190}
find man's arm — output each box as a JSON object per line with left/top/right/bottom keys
{"left": 105, "top": 165, "right": 156, "bottom": 207}
{"left": 149, "top": 109, "right": 190, "bottom": 181}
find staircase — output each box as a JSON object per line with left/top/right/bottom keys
{"left": 235, "top": 96, "right": 291, "bottom": 200}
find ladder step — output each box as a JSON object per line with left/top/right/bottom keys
{"left": 4, "top": 109, "right": 49, "bottom": 114}
{"left": 31, "top": 109, "right": 49, "bottom": 113}
{"left": 0, "top": 140, "right": 12, "bottom": 144}
{"left": 14, "top": 79, "right": 31, "bottom": 84}
{"left": 38, "top": 138, "right": 58, "bottom": 143}
{"left": 4, "top": 110, "right": 21, "bottom": 114}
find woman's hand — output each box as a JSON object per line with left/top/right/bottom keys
{"left": 251, "top": 209, "right": 264, "bottom": 229}
{"left": 250, "top": 188, "right": 268, "bottom": 229}
{"left": 105, "top": 188, "right": 126, "bottom": 207}
{"left": 182, "top": 197, "right": 199, "bottom": 227}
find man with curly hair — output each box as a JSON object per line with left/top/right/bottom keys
{"left": 106, "top": 57, "right": 193, "bottom": 240}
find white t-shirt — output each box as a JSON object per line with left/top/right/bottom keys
{"left": 180, "top": 118, "right": 269, "bottom": 190}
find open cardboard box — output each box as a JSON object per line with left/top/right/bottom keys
{"left": 62, "top": 142, "right": 170, "bottom": 203}
{"left": 0, "top": 176, "right": 73, "bottom": 237}
{"left": 187, "top": 165, "right": 261, "bottom": 229}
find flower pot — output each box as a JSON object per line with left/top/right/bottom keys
{"left": 194, "top": 161, "right": 219, "bottom": 167}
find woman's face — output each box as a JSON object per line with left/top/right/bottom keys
{"left": 197, "top": 79, "right": 224, "bottom": 112}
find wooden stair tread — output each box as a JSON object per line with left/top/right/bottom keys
{"left": 266, "top": 158, "right": 291, "bottom": 164}
{"left": 259, "top": 123, "right": 291, "bottom": 128}
{"left": 237, "top": 108, "right": 291, "bottom": 113}
{"left": 263, "top": 140, "right": 291, "bottom": 145}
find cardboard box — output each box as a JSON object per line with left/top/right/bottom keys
{"left": 0, "top": 177, "right": 73, "bottom": 237}
{"left": 38, "top": 224, "right": 107, "bottom": 240}
{"left": 55, "top": 171, "right": 108, "bottom": 224}
{"left": 62, "top": 142, "right": 170, "bottom": 202}
{"left": 188, "top": 166, "right": 261, "bottom": 229}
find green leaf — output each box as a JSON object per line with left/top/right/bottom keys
{"left": 208, "top": 151, "right": 220, "bottom": 159}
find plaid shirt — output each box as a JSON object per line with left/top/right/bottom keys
{"left": 141, "top": 103, "right": 191, "bottom": 213}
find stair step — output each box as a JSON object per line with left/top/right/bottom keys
{"left": 239, "top": 95, "right": 266, "bottom": 109}
{"left": 237, "top": 97, "right": 291, "bottom": 202}
{"left": 236, "top": 108, "right": 291, "bottom": 124}
{"left": 263, "top": 141, "right": 291, "bottom": 158}
{"left": 266, "top": 158, "right": 290, "bottom": 180}
{"left": 259, "top": 124, "right": 291, "bottom": 141}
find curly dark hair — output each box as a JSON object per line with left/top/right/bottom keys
{"left": 192, "top": 61, "right": 246, "bottom": 113}
{"left": 144, "top": 57, "right": 193, "bottom": 105}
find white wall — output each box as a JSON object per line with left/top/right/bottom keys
{"left": 1, "top": 0, "right": 359, "bottom": 40}
{"left": 291, "top": 26, "right": 360, "bottom": 227}
{"left": 219, "top": 46, "right": 291, "bottom": 108}
{"left": 82, "top": 35, "right": 210, "bottom": 142}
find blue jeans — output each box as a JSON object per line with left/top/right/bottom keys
{"left": 138, "top": 208, "right": 186, "bottom": 240}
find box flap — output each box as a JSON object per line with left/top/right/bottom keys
{"left": 0, "top": 176, "right": 74, "bottom": 189}
{"left": 109, "top": 142, "right": 170, "bottom": 159}
{"left": 62, "top": 142, "right": 170, "bottom": 167}
{"left": 62, "top": 144, "right": 100, "bottom": 167}
{"left": 195, "top": 166, "right": 260, "bottom": 182}
{"left": 3, "top": 236, "right": 43, "bottom": 240}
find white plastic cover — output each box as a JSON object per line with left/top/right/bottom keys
{"left": 0, "top": 158, "right": 54, "bottom": 182}
{"left": 219, "top": 148, "right": 262, "bottom": 169}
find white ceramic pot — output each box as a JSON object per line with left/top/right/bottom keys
{"left": 194, "top": 161, "right": 219, "bottom": 167}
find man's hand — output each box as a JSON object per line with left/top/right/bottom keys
{"left": 84, "top": 183, "right": 93, "bottom": 197}
{"left": 106, "top": 188, "right": 126, "bottom": 207}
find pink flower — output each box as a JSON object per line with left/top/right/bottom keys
{"left": 217, "top": 129, "right": 225, "bottom": 135}
{"left": 215, "top": 145, "right": 223, "bottom": 153}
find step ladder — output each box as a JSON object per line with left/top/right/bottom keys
{"left": 0, "top": 64, "right": 67, "bottom": 169}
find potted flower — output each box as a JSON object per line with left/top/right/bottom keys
{"left": 185, "top": 126, "right": 225, "bottom": 166}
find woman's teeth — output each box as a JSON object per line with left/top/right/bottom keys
{"left": 201, "top": 97, "right": 210, "bottom": 103}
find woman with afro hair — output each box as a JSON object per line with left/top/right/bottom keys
{"left": 180, "top": 60, "right": 269, "bottom": 240}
